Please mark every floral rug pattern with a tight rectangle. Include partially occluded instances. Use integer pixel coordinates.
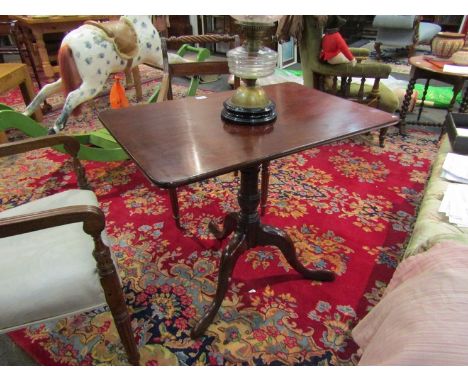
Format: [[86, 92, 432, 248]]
[[0, 67, 439, 365]]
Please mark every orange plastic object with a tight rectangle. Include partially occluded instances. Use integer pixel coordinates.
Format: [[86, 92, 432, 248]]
[[110, 74, 129, 109]]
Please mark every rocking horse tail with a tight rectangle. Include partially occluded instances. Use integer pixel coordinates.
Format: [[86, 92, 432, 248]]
[[58, 44, 82, 116]]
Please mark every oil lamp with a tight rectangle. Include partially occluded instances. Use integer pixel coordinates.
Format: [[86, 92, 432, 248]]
[[221, 15, 281, 125]]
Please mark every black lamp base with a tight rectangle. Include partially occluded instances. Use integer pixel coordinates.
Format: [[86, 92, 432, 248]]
[[221, 99, 277, 125]]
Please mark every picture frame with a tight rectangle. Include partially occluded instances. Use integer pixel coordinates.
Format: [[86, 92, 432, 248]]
[[277, 37, 297, 69]]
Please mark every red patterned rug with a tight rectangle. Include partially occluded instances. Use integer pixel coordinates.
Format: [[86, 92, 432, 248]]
[[0, 66, 439, 365]]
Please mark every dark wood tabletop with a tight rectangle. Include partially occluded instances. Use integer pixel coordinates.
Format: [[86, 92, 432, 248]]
[[99, 82, 399, 188]]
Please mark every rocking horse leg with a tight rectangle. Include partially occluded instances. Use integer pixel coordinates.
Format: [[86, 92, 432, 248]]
[[51, 81, 106, 134], [131, 66, 143, 102], [23, 79, 62, 118]]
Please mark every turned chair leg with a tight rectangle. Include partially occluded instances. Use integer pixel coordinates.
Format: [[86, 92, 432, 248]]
[[89, 227, 140, 365], [374, 42, 382, 60]]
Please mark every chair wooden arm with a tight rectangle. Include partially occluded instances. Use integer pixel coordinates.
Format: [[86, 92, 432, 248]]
[[0, 134, 80, 157], [0, 205, 105, 239], [0, 135, 90, 190]]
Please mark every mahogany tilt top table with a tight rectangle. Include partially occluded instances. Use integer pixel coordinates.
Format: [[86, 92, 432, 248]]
[[99, 82, 399, 337]]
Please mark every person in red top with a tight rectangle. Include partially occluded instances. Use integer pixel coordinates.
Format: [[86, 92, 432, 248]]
[[320, 16, 357, 66]]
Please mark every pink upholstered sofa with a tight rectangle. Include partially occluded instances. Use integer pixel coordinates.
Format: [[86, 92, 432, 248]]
[[352, 136, 468, 365]]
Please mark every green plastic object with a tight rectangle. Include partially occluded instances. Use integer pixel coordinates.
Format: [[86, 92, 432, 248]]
[[177, 44, 210, 97], [284, 69, 304, 77], [148, 43, 211, 102], [0, 103, 129, 162], [414, 84, 463, 109]]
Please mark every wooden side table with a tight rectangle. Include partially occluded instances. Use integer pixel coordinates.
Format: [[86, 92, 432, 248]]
[[399, 55, 468, 136], [0, 63, 42, 143], [12, 16, 116, 83]]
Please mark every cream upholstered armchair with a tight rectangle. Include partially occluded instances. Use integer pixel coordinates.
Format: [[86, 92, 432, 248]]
[[372, 15, 441, 60], [0, 135, 140, 365]]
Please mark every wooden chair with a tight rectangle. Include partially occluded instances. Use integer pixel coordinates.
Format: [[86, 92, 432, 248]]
[[153, 34, 273, 226], [373, 16, 441, 60], [0, 17, 53, 114], [0, 135, 140, 365], [0, 18, 42, 90], [290, 16, 400, 147]]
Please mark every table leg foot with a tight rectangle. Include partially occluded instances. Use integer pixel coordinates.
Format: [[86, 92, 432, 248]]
[[191, 233, 247, 338], [208, 212, 239, 240], [257, 224, 335, 282]]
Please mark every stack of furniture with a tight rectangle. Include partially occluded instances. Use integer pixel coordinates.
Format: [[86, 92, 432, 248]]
[[0, 17, 42, 88]]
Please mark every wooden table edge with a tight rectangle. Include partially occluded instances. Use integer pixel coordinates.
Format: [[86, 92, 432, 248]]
[[101, 119, 399, 190]]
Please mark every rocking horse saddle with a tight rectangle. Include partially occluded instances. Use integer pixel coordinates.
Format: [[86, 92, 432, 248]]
[[84, 18, 139, 59]]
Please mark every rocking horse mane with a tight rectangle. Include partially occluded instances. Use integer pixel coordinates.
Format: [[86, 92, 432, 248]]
[[58, 44, 83, 115]]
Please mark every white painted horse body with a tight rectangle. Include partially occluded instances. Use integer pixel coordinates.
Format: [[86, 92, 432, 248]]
[[24, 15, 184, 133]]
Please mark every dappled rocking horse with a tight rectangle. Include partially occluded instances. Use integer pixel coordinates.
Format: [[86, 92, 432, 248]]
[[23, 15, 186, 134]]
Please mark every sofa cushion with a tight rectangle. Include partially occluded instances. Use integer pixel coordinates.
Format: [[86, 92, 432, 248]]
[[0, 190, 107, 333], [352, 241, 468, 365]]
